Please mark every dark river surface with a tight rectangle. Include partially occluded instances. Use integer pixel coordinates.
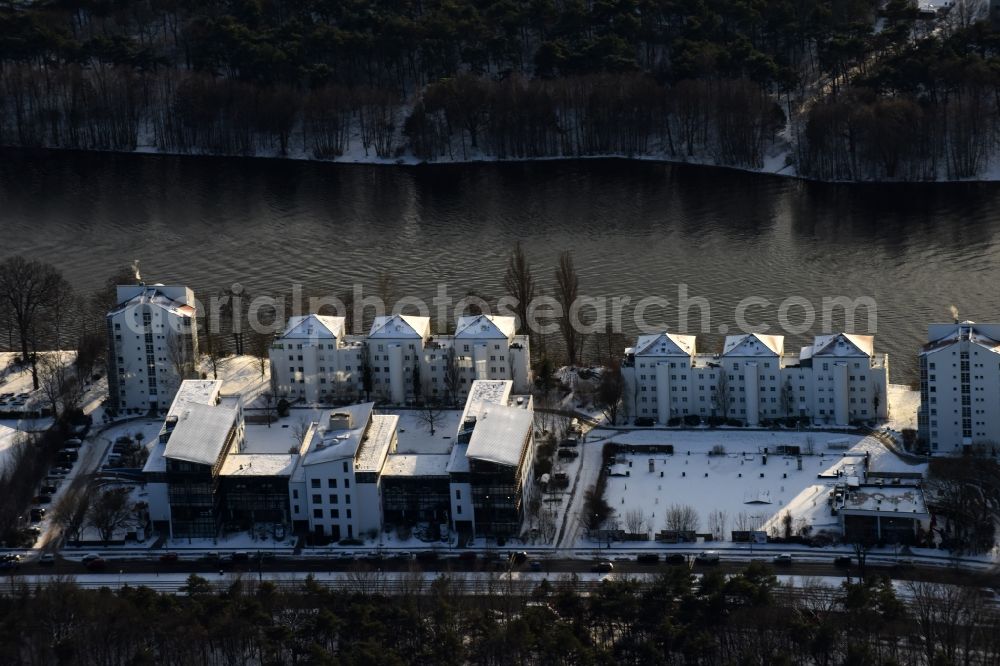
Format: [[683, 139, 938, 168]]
[[2, 149, 1000, 383]]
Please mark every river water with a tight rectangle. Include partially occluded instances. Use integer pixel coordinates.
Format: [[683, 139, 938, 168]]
[[2, 149, 1000, 382]]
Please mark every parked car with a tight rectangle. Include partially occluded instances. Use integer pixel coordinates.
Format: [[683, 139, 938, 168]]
[[695, 551, 720, 564], [634, 417, 656, 427], [49, 467, 70, 477], [416, 551, 439, 562], [892, 558, 915, 571], [159, 552, 179, 563], [85, 557, 107, 571], [636, 553, 660, 564], [591, 561, 614, 573], [32, 495, 52, 505], [29, 508, 46, 522], [58, 450, 78, 463], [529, 560, 543, 572], [772, 553, 793, 565], [81, 553, 102, 564], [230, 551, 250, 562], [664, 553, 687, 566], [458, 551, 479, 562], [0, 554, 21, 571], [39, 553, 55, 566], [63, 438, 83, 449], [833, 556, 853, 568]]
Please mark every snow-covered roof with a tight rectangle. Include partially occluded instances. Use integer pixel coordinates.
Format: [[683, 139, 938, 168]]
[[279, 314, 345, 340], [723, 333, 783, 357], [368, 314, 429, 339], [166, 379, 223, 415], [108, 285, 195, 318], [163, 402, 238, 466], [447, 442, 471, 474], [355, 414, 398, 473], [841, 487, 928, 517], [922, 322, 1000, 355], [459, 380, 513, 429], [381, 453, 451, 477], [300, 403, 375, 466], [465, 404, 533, 468], [455, 314, 516, 340], [220, 453, 296, 477], [809, 333, 874, 358], [634, 332, 696, 356]]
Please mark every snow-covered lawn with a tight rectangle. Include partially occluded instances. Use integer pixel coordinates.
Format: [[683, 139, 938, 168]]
[[596, 430, 922, 546], [886, 384, 919, 431], [392, 409, 463, 455], [198, 354, 270, 405]]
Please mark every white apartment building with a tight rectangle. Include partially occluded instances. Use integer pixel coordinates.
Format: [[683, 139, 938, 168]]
[[288, 403, 397, 541], [622, 331, 889, 426], [106, 284, 198, 414], [918, 321, 1000, 453], [269, 313, 531, 406]]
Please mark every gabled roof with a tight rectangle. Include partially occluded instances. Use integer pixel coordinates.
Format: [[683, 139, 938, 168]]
[[810, 333, 874, 358], [723, 333, 783, 357], [922, 322, 1000, 355], [108, 285, 195, 318], [455, 314, 516, 340], [465, 404, 533, 468], [369, 314, 430, 339], [634, 332, 696, 356], [163, 402, 238, 466], [279, 314, 345, 340]]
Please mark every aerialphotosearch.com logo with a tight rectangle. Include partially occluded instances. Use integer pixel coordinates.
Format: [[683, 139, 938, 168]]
[[175, 282, 877, 338]]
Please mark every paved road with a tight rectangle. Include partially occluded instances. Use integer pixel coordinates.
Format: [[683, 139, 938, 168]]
[[8, 554, 997, 590]]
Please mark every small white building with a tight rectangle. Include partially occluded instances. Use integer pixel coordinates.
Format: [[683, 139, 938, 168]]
[[269, 313, 531, 406], [918, 321, 1000, 452], [106, 284, 198, 414], [287, 403, 398, 541], [622, 331, 889, 426]]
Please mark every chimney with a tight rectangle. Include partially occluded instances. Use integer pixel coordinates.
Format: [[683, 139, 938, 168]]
[[329, 412, 353, 431]]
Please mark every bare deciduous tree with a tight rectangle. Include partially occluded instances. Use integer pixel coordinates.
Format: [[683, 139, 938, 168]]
[[87, 487, 135, 544], [503, 241, 535, 335], [664, 504, 699, 533], [417, 400, 446, 436], [595, 364, 624, 425], [554, 250, 580, 366], [0, 256, 73, 389], [624, 508, 646, 536], [37, 353, 82, 421]]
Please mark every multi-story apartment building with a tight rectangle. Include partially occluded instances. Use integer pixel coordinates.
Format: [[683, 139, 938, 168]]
[[622, 331, 889, 426], [269, 313, 531, 406], [106, 284, 198, 414], [918, 321, 1000, 453]]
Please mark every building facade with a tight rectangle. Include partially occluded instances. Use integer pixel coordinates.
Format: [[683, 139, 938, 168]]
[[106, 284, 198, 414], [622, 332, 889, 426], [269, 313, 531, 406], [918, 321, 1000, 453]]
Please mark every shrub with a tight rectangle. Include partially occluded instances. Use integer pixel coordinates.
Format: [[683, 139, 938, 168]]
[[277, 399, 290, 418], [667, 417, 681, 427], [683, 414, 701, 426]]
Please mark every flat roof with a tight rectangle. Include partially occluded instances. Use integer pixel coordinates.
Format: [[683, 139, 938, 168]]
[[163, 402, 238, 466], [842, 486, 928, 516], [466, 404, 532, 467], [355, 414, 398, 473], [381, 454, 451, 478], [220, 453, 296, 477]]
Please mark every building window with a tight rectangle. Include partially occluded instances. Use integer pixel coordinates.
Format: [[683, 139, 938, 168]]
[[328, 479, 337, 488], [312, 494, 322, 504], [311, 479, 320, 489], [312, 509, 322, 518]]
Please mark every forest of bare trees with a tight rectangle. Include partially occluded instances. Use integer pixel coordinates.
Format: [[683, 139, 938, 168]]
[[3, 0, 999, 179]]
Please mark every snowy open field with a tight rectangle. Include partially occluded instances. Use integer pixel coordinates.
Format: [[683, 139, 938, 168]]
[[599, 430, 921, 544]]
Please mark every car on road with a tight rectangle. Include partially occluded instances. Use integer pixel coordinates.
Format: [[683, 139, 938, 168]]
[[85, 557, 107, 571], [636, 553, 659, 564], [416, 551, 439, 562], [39, 553, 55, 566], [63, 438, 83, 448], [509, 551, 528, 565], [81, 553, 102, 564], [664, 553, 687, 566], [892, 558, 915, 571], [0, 554, 21, 571], [458, 551, 478, 562], [159, 552, 179, 563], [230, 552, 250, 562], [772, 553, 793, 565], [529, 560, 543, 572], [591, 561, 614, 573], [695, 551, 720, 564], [833, 556, 853, 568]]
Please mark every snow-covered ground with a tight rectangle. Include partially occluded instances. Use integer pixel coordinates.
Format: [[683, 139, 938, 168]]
[[393, 409, 463, 454], [886, 384, 919, 431], [593, 430, 923, 547], [198, 354, 270, 405]]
